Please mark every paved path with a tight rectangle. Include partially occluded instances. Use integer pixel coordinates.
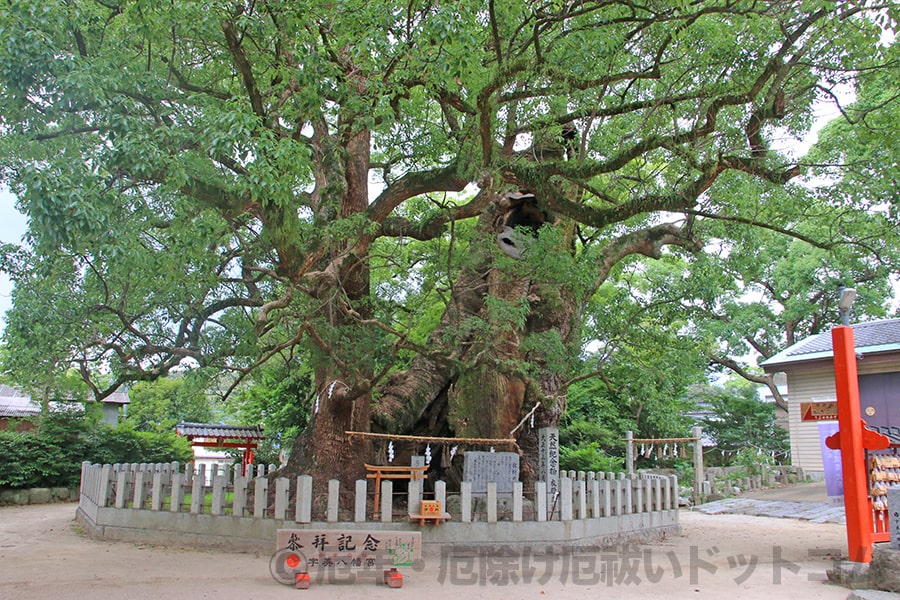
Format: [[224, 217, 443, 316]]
[[695, 482, 847, 525], [695, 497, 846, 524]]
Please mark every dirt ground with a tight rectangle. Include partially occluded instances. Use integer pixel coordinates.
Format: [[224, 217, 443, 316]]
[[0, 501, 855, 600]]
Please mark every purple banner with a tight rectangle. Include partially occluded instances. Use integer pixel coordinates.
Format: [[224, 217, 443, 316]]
[[818, 421, 843, 501]]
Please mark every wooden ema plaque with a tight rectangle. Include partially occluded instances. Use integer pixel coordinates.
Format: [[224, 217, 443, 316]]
[[420, 500, 441, 515], [409, 500, 450, 526]]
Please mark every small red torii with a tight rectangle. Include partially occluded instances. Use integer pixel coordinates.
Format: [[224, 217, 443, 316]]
[[176, 422, 265, 476]]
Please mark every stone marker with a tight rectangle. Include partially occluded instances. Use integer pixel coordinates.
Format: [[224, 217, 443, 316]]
[[889, 487, 900, 551], [538, 427, 561, 501]]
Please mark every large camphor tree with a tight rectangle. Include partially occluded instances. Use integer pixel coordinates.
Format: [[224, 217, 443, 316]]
[[0, 1, 897, 485]]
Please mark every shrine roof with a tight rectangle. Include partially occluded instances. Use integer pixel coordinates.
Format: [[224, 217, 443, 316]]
[[175, 421, 265, 440], [761, 318, 900, 371]]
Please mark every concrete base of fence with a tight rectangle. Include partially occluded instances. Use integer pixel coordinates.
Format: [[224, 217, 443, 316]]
[[75, 505, 680, 555]]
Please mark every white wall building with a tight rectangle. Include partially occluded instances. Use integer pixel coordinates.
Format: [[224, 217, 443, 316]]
[[761, 319, 900, 478]]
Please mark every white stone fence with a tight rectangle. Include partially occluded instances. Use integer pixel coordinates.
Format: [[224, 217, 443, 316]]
[[77, 461, 680, 552]]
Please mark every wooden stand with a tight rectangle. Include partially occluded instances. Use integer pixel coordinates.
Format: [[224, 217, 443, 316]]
[[293, 569, 404, 589], [408, 512, 451, 526], [294, 573, 310, 589]]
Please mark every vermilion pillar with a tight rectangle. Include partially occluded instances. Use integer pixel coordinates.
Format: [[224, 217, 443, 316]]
[[832, 325, 874, 563], [242, 448, 255, 476]]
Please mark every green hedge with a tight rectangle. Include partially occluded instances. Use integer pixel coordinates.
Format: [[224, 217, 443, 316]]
[[0, 433, 81, 489], [0, 412, 193, 489]]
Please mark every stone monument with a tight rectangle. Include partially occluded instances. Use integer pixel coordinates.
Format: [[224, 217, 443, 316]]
[[462, 451, 519, 495]]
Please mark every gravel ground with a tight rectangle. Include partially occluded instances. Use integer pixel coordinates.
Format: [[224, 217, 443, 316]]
[[0, 500, 854, 599]]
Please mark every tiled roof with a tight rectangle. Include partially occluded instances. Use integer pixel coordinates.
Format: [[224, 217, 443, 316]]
[[176, 422, 265, 440], [102, 390, 130, 405], [0, 398, 39, 418], [761, 318, 900, 370], [786, 318, 900, 356], [0, 396, 83, 418], [0, 384, 128, 406]]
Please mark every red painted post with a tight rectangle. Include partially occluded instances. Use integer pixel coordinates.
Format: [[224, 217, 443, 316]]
[[242, 447, 255, 476], [295, 572, 311, 589], [832, 325, 874, 563]]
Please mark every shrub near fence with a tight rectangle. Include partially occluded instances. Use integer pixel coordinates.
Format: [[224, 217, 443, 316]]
[[0, 417, 192, 490], [77, 462, 680, 553]]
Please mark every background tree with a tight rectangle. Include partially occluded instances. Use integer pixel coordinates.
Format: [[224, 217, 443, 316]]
[[691, 379, 790, 463], [0, 246, 96, 409], [613, 211, 900, 412], [809, 39, 900, 207], [0, 1, 896, 485], [126, 375, 215, 433], [222, 355, 313, 464], [693, 39, 900, 403], [0, 408, 193, 489]]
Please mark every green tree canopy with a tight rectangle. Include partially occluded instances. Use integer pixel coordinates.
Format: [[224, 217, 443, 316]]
[[692, 380, 790, 459], [126, 374, 214, 433], [222, 354, 312, 461]]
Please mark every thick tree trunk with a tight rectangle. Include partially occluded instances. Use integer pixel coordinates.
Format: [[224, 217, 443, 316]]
[[280, 121, 375, 489], [372, 197, 580, 486], [447, 252, 531, 443], [515, 276, 578, 486], [372, 259, 489, 433], [289, 379, 372, 481], [283, 183, 583, 490]]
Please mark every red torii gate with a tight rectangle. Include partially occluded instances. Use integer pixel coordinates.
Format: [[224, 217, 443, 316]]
[[176, 422, 265, 476]]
